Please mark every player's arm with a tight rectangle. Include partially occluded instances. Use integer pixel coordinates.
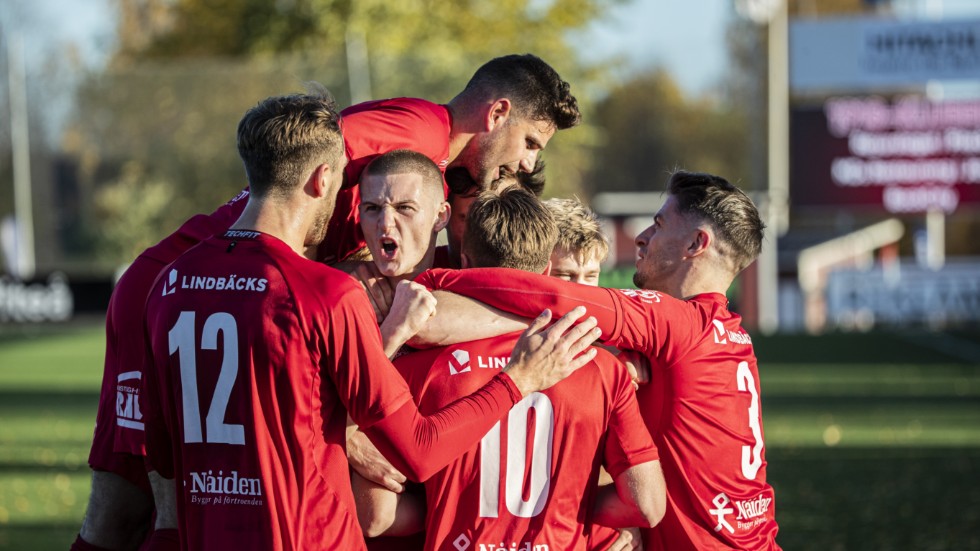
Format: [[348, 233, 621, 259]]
[[349, 307, 600, 482], [408, 291, 528, 348], [593, 461, 666, 529], [414, 267, 624, 344], [347, 415, 407, 493], [351, 473, 425, 538], [593, 362, 666, 529], [416, 267, 695, 358]]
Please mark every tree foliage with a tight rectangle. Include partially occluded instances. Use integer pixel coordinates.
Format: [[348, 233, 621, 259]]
[[63, 0, 626, 263], [584, 68, 750, 195]]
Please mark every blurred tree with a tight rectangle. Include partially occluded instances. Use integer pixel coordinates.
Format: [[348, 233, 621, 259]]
[[583, 68, 749, 194], [64, 0, 623, 263]]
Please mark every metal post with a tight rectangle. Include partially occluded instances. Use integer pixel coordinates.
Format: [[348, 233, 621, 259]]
[[758, 0, 789, 334], [8, 32, 35, 280]]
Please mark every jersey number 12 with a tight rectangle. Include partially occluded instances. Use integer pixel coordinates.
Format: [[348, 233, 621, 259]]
[[169, 311, 245, 445]]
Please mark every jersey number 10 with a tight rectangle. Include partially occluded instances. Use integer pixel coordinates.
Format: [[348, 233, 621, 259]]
[[479, 392, 555, 519], [169, 311, 246, 446]]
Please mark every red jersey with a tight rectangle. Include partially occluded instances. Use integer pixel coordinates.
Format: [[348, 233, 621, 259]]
[[394, 333, 659, 551], [416, 268, 781, 551], [88, 190, 248, 490], [322, 98, 452, 263], [91, 98, 450, 480], [142, 232, 523, 551]]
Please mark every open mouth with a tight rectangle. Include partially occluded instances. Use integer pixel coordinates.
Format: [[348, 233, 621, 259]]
[[380, 237, 398, 258]]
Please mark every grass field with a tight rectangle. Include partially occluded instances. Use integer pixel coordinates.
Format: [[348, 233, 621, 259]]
[[1, 323, 978, 550]]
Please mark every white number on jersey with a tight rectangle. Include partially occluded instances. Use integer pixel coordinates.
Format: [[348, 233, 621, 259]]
[[169, 311, 245, 445], [736, 361, 763, 479], [479, 392, 555, 518]]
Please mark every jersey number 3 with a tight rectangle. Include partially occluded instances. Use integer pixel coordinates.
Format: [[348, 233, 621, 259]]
[[737, 361, 763, 480], [479, 392, 555, 518], [169, 311, 245, 445]]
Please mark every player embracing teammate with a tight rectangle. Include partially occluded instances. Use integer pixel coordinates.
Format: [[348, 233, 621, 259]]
[[72, 53, 781, 551]]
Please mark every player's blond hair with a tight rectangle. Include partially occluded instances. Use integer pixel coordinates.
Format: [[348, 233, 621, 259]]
[[544, 197, 609, 264], [464, 188, 558, 273]]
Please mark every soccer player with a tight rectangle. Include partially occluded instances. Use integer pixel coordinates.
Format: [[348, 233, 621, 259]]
[[443, 157, 546, 270], [322, 53, 580, 263], [544, 197, 608, 286], [357, 187, 666, 550], [414, 171, 782, 550], [139, 91, 599, 551], [76, 52, 580, 550]]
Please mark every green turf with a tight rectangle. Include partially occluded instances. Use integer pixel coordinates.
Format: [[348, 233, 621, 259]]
[[0, 324, 978, 549], [0, 326, 103, 550]]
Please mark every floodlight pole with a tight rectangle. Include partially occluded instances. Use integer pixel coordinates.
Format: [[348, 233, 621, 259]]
[[8, 31, 35, 280], [758, 0, 789, 335]]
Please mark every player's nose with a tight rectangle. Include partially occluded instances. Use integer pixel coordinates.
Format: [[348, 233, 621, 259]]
[[519, 151, 537, 173]]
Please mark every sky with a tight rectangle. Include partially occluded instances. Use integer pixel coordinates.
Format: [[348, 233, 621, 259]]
[[6, 0, 736, 96], [4, 0, 980, 132]]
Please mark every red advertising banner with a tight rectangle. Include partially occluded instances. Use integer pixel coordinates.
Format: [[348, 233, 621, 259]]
[[791, 96, 980, 213]]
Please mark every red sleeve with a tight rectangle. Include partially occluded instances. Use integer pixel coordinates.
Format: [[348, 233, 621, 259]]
[[416, 268, 624, 340], [324, 282, 523, 482], [601, 361, 659, 478], [363, 374, 523, 482], [140, 314, 174, 478], [417, 268, 702, 362]]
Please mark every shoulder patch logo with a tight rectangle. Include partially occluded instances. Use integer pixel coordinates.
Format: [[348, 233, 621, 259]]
[[162, 269, 178, 296], [712, 319, 728, 344], [449, 349, 471, 375]]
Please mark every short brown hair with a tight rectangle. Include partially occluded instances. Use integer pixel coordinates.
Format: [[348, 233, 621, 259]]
[[544, 197, 609, 264], [362, 149, 444, 201], [453, 54, 581, 130], [463, 188, 558, 272], [667, 170, 765, 272], [236, 87, 343, 199]]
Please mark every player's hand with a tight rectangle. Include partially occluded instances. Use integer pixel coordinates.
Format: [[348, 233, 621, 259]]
[[347, 429, 407, 493], [504, 307, 600, 396], [619, 350, 651, 392], [605, 527, 643, 551], [352, 262, 395, 323], [379, 281, 437, 355]]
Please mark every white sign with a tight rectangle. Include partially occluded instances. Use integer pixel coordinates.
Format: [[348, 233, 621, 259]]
[[790, 17, 980, 92]]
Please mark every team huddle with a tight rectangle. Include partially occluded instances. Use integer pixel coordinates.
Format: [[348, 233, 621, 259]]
[[73, 54, 781, 551]]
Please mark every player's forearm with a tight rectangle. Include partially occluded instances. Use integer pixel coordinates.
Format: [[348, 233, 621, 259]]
[[352, 474, 425, 538], [416, 268, 620, 339], [593, 461, 666, 529], [363, 374, 521, 482], [380, 320, 413, 358], [408, 292, 529, 348]]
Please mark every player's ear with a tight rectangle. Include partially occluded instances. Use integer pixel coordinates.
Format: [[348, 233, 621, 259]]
[[460, 252, 472, 269], [433, 201, 450, 233], [686, 227, 711, 258], [309, 162, 333, 199], [541, 259, 552, 277], [485, 99, 512, 131]]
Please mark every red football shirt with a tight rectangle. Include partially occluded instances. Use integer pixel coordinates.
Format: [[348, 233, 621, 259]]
[[142, 232, 522, 551], [91, 98, 451, 482], [88, 190, 248, 490], [416, 268, 781, 551], [322, 98, 452, 263], [394, 333, 659, 551]]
